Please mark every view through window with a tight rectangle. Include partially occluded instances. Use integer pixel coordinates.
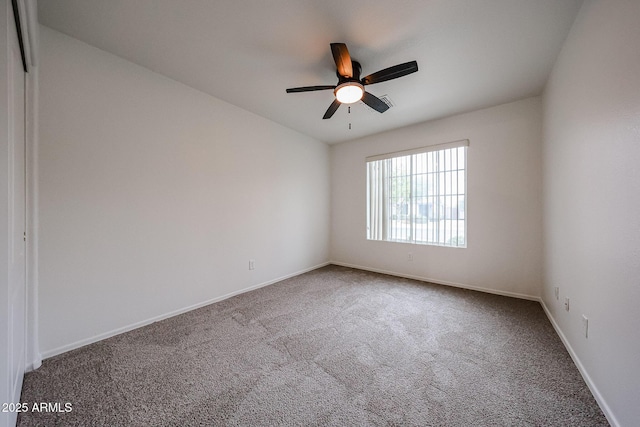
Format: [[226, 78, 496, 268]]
[[366, 140, 467, 247]]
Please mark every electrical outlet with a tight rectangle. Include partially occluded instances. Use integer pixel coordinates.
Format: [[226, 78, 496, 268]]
[[408, 253, 413, 261], [554, 287, 559, 300], [564, 297, 570, 311], [249, 259, 255, 270], [582, 315, 589, 338]]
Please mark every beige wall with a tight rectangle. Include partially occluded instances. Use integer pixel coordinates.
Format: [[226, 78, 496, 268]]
[[330, 97, 543, 299], [38, 26, 330, 356], [542, 1, 640, 425]]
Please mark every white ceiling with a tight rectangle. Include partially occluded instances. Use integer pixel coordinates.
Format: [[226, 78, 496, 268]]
[[37, 0, 583, 144]]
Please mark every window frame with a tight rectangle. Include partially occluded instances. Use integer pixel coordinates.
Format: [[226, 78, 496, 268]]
[[366, 139, 469, 248]]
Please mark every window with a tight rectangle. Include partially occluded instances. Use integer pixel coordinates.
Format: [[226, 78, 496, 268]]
[[366, 140, 468, 247]]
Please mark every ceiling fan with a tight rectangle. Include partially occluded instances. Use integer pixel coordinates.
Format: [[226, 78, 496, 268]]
[[286, 43, 418, 119]]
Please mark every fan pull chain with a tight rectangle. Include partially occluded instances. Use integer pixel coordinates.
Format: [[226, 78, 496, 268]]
[[349, 123, 352, 130]]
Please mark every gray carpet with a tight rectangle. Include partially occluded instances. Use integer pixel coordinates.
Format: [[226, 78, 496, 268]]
[[19, 265, 608, 426]]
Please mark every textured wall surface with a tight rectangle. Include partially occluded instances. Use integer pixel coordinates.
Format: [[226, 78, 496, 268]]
[[38, 26, 330, 356], [542, 1, 640, 425]]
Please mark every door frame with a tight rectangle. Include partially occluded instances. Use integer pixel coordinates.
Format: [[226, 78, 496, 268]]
[[13, 0, 40, 372], [1, 1, 37, 425], [3, 0, 39, 379], [18, 0, 40, 372]]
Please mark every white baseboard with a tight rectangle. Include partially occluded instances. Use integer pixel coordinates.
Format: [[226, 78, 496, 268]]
[[539, 299, 619, 427], [36, 260, 618, 426], [40, 262, 330, 360], [329, 261, 539, 301], [25, 357, 42, 373]]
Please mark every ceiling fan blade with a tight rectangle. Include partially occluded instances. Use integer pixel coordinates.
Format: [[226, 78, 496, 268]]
[[361, 61, 418, 85], [361, 91, 389, 113], [286, 85, 336, 93], [330, 43, 353, 78], [322, 99, 341, 119]]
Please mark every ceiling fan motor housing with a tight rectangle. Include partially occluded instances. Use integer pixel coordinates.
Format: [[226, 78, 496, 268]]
[[334, 61, 364, 104], [337, 60, 362, 81]]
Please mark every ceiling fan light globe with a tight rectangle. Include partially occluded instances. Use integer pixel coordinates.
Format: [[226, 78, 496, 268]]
[[335, 82, 364, 104]]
